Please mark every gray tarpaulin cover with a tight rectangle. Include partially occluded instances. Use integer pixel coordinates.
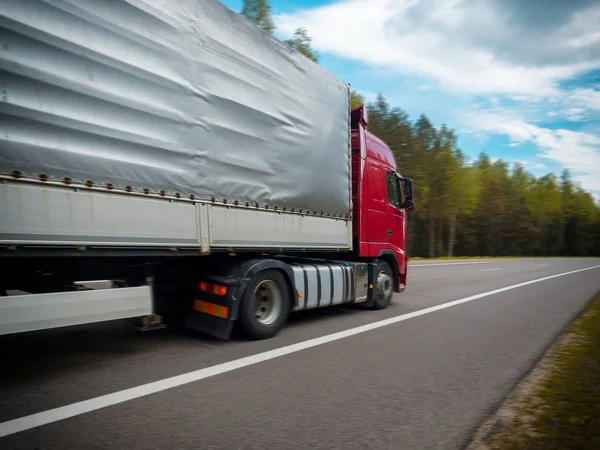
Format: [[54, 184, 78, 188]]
[[0, 0, 351, 216]]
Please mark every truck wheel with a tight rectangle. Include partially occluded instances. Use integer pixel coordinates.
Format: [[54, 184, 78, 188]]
[[372, 261, 394, 310], [239, 270, 291, 340]]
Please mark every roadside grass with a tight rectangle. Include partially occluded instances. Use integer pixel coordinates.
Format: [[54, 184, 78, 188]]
[[472, 291, 600, 450], [409, 256, 519, 261], [409, 256, 598, 261]]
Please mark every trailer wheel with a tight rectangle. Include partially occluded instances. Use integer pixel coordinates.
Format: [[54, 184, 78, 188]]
[[372, 261, 394, 310], [239, 270, 291, 340]]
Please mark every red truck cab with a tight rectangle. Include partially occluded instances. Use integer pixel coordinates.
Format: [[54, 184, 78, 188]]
[[351, 105, 413, 294]]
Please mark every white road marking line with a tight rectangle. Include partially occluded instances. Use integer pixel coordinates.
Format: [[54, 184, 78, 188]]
[[537, 264, 548, 266], [410, 261, 492, 267], [481, 268, 502, 272], [1, 264, 599, 438]]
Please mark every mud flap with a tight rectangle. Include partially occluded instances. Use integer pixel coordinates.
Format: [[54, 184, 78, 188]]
[[361, 260, 380, 308], [184, 275, 242, 340], [185, 310, 235, 340]]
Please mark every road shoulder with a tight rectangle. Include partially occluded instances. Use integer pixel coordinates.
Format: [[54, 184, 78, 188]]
[[466, 290, 600, 450]]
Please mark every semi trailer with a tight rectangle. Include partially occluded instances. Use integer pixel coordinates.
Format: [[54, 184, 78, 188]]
[[0, 0, 413, 340]]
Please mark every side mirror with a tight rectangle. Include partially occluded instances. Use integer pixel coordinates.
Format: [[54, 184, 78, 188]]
[[403, 178, 413, 201], [402, 178, 414, 211]]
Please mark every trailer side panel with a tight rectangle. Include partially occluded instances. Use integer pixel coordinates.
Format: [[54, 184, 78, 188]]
[[0, 0, 351, 218]]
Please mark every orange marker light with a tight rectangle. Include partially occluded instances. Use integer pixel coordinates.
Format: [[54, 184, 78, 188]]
[[198, 281, 227, 296]]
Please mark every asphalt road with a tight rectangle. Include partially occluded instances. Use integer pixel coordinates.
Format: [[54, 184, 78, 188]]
[[1, 258, 599, 450]]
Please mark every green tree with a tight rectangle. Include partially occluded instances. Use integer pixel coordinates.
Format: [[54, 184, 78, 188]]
[[530, 174, 562, 255], [448, 163, 479, 256], [506, 164, 537, 255], [413, 115, 438, 257], [446, 150, 478, 257], [350, 91, 365, 109], [285, 28, 319, 63], [560, 169, 575, 254], [241, 0, 275, 34]]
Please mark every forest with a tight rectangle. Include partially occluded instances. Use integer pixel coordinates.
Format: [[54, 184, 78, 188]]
[[354, 93, 600, 258], [241, 0, 600, 258]]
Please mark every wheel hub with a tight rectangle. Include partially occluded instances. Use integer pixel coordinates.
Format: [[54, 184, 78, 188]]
[[376, 271, 393, 299], [253, 280, 282, 325]]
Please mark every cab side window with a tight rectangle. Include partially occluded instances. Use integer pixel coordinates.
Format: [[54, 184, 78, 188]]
[[387, 173, 402, 209]]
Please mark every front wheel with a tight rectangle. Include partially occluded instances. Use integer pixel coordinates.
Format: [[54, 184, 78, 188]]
[[371, 261, 394, 310], [238, 270, 291, 340]]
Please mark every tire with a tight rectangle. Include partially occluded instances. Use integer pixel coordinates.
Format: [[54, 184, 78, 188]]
[[238, 270, 291, 340], [371, 261, 394, 310]]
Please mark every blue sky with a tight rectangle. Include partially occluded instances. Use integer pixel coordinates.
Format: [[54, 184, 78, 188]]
[[222, 0, 600, 201]]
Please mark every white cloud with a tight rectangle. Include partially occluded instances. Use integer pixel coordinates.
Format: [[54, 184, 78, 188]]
[[273, 0, 600, 196], [462, 111, 600, 191], [555, 88, 600, 122], [566, 88, 600, 111], [275, 0, 600, 97], [576, 173, 600, 193]]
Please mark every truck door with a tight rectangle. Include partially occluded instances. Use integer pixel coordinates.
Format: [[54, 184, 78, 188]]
[[365, 163, 389, 251], [385, 172, 406, 254]]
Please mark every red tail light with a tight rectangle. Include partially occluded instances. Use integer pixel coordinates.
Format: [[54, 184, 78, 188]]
[[198, 281, 227, 296]]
